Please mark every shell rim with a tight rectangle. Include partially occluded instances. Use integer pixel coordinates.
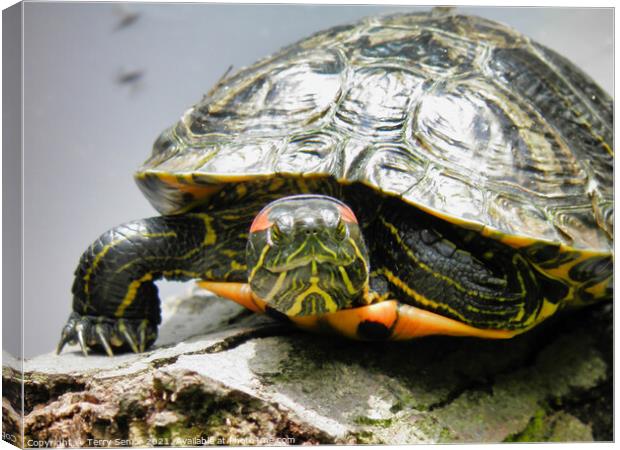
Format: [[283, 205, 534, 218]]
[[135, 168, 612, 256]]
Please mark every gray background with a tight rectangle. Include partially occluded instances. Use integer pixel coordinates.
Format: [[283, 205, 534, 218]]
[[21, 4, 613, 357]]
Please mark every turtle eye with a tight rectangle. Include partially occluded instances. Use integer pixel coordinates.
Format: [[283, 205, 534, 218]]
[[335, 218, 347, 241], [270, 222, 283, 244]]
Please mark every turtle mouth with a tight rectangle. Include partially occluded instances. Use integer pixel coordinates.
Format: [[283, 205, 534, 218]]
[[265, 237, 358, 273], [267, 253, 357, 273]]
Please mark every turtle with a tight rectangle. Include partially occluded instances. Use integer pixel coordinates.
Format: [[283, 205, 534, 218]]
[[57, 10, 613, 357]]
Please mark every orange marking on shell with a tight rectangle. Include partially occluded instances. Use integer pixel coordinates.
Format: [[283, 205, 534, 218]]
[[391, 303, 518, 340], [197, 281, 265, 313], [290, 301, 398, 339], [327, 301, 397, 339], [337, 204, 358, 224], [250, 208, 274, 233], [292, 300, 519, 340], [156, 174, 222, 199]]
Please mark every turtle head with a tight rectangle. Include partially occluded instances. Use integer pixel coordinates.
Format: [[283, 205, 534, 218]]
[[247, 195, 370, 316]]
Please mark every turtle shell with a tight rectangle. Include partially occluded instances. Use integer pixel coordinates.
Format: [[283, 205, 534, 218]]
[[136, 12, 613, 253]]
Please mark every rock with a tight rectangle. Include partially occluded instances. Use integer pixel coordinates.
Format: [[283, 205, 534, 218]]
[[2, 287, 612, 446]]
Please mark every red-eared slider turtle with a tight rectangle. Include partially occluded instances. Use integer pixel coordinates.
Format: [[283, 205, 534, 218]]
[[58, 10, 613, 356]]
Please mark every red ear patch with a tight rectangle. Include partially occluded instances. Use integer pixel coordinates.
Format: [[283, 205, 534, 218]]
[[337, 204, 358, 224], [250, 207, 273, 233]]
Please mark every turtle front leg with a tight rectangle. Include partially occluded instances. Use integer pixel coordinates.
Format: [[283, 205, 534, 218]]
[[57, 211, 251, 356]]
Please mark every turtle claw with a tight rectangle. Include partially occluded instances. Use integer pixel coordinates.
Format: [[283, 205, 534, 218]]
[[56, 328, 74, 355], [118, 319, 140, 353], [56, 312, 80, 355], [137, 320, 150, 353], [76, 322, 90, 357], [95, 323, 114, 357], [57, 312, 158, 356], [56, 338, 67, 356]]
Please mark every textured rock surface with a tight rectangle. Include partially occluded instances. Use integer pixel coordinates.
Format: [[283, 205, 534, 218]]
[[2, 287, 613, 447]]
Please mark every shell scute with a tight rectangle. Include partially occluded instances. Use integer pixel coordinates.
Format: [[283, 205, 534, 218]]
[[402, 167, 486, 224], [488, 194, 559, 243], [357, 26, 479, 74], [276, 130, 344, 176], [187, 48, 345, 138], [346, 143, 428, 196], [334, 66, 424, 140]]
